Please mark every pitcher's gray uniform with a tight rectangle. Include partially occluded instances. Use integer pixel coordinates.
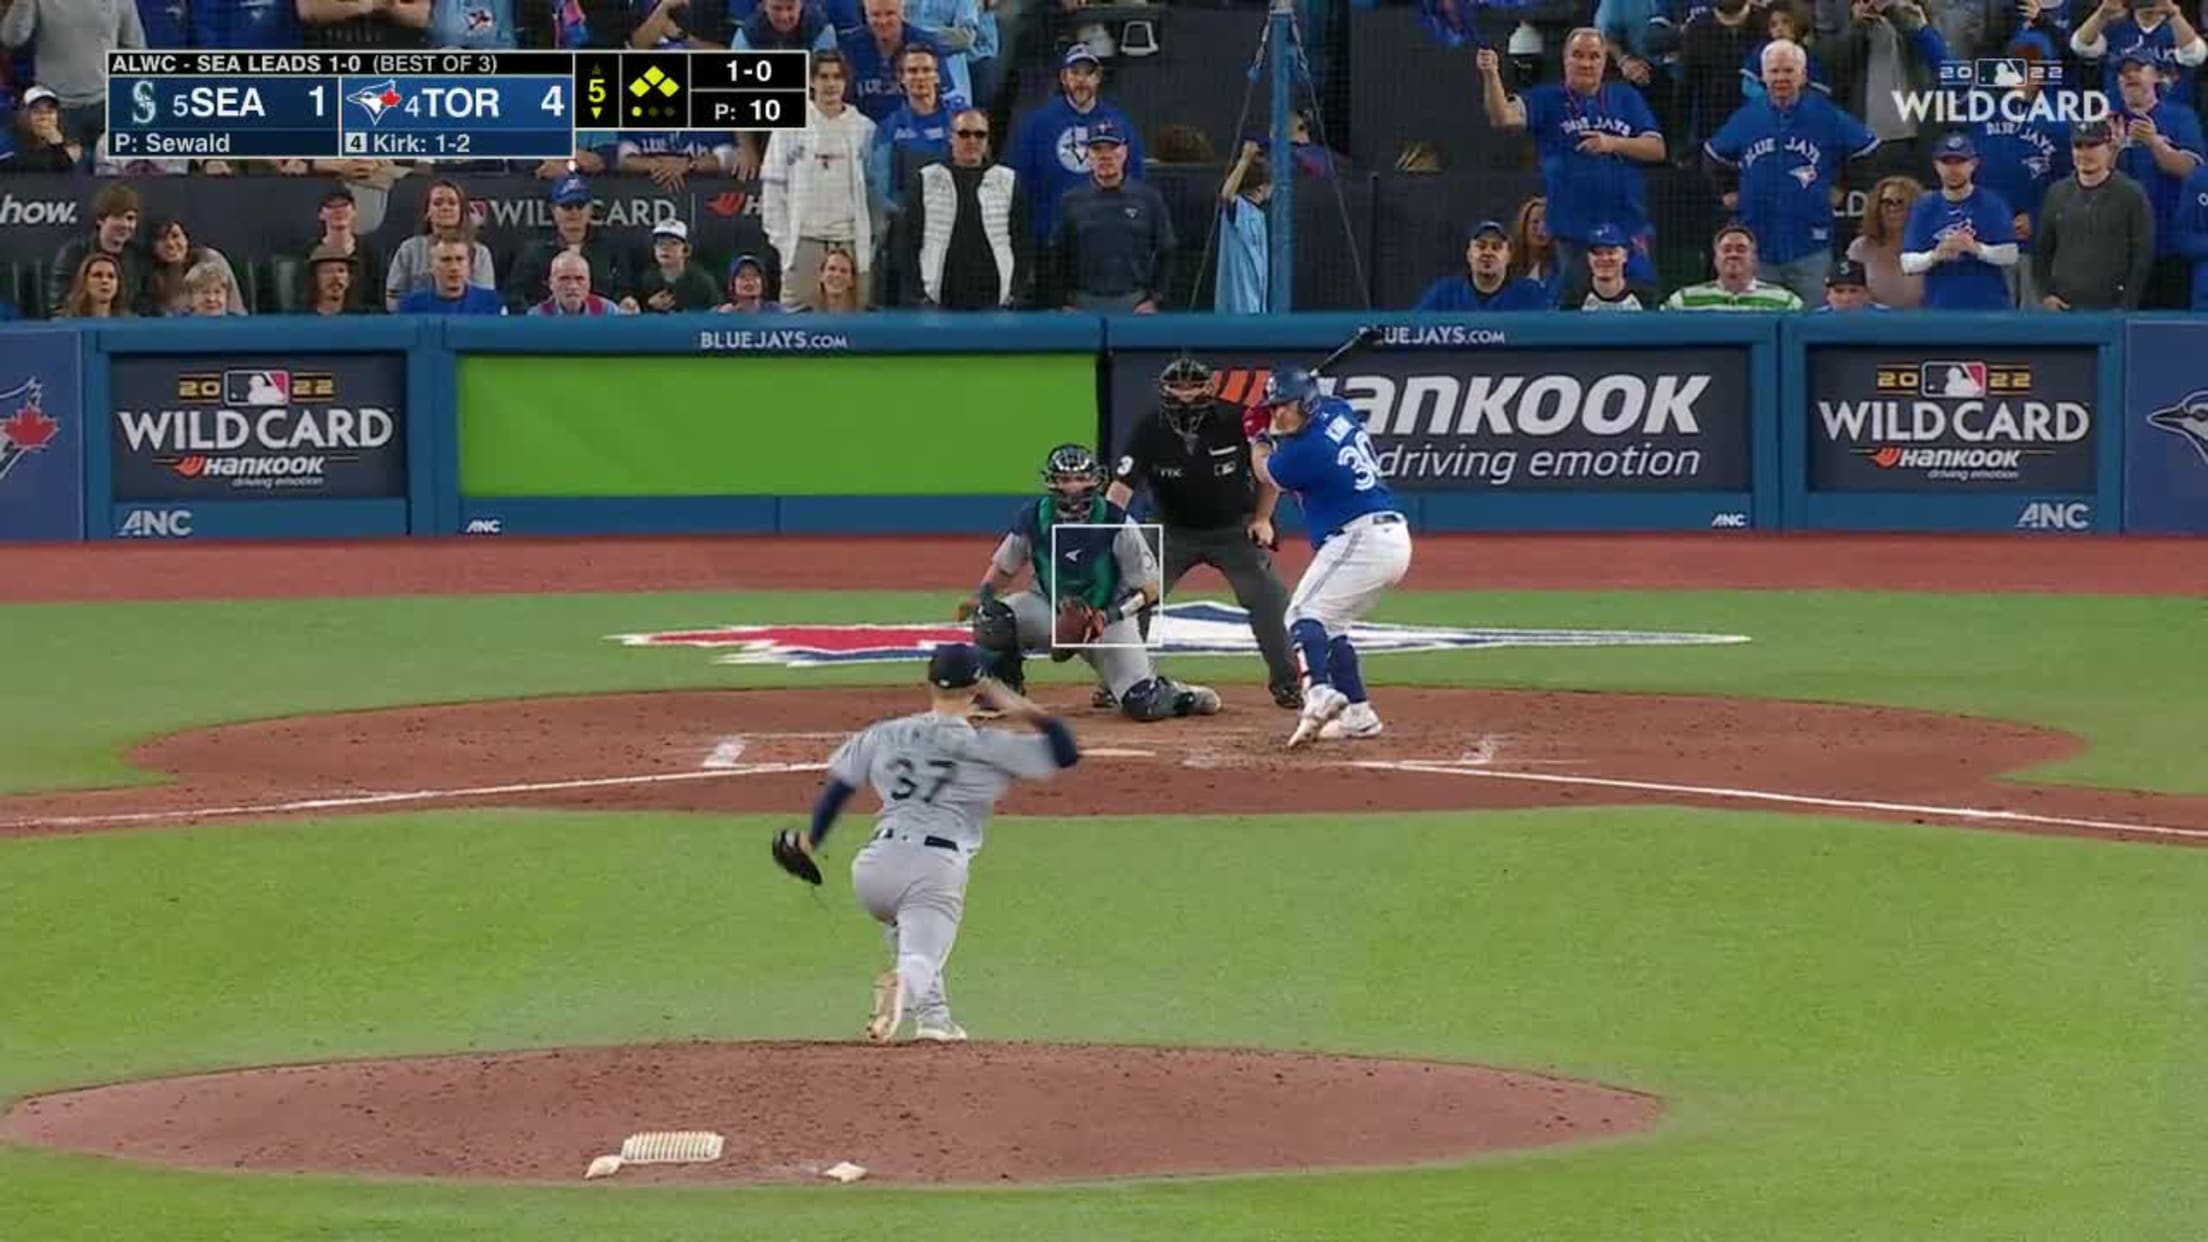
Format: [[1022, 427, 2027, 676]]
[[830, 676, 1075, 1040]]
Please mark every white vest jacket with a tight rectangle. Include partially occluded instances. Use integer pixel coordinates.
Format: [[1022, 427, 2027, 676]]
[[915, 163, 1019, 307]]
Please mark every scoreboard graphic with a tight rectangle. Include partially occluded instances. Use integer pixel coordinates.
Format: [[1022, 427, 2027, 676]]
[[106, 50, 806, 162]]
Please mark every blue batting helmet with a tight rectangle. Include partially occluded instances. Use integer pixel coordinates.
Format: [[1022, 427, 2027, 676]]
[[1261, 366, 1321, 409]]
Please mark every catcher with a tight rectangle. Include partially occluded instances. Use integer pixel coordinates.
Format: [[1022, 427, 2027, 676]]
[[955, 443, 1223, 722], [771, 643, 1080, 1043]]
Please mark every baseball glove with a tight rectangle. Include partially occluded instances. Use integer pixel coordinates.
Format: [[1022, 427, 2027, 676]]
[[1241, 403, 1272, 442], [770, 828, 822, 886], [1052, 597, 1106, 661]]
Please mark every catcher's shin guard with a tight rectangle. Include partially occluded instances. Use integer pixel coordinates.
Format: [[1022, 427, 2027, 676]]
[[1119, 676, 1219, 721], [969, 598, 1026, 693]]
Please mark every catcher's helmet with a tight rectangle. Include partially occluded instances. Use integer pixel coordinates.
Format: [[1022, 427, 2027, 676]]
[[1261, 366, 1322, 410], [1042, 443, 1105, 522], [1158, 355, 1214, 410]]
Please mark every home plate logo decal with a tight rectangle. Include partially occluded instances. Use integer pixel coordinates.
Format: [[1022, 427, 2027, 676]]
[[612, 603, 1749, 667]]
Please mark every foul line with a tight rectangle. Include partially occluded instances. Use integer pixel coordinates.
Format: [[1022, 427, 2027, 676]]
[[1342, 760, 2208, 842], [0, 764, 832, 832]]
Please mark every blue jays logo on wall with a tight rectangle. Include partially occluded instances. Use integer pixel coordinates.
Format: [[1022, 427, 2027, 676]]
[[2148, 388, 2208, 466], [0, 378, 59, 486], [612, 602, 1749, 667]]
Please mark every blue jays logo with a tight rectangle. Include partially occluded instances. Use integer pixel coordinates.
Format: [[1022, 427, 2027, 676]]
[[464, 6, 495, 33], [2147, 388, 2208, 467], [0, 378, 58, 487], [1053, 126, 1093, 175], [613, 602, 1749, 667], [347, 80, 404, 125]]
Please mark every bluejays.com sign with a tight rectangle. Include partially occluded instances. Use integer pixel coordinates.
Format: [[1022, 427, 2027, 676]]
[[108, 354, 408, 500], [1106, 347, 1753, 492], [1807, 347, 2097, 492]]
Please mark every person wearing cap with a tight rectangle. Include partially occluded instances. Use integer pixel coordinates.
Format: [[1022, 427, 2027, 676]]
[[1901, 133, 2019, 309], [395, 231, 507, 316], [1478, 31, 1667, 291], [783, 642, 1080, 1045], [2072, 0, 2205, 102], [2033, 118, 2156, 309], [631, 219, 721, 313], [306, 244, 365, 317], [840, 0, 957, 124], [2110, 52, 2205, 307], [0, 0, 146, 152], [298, 185, 386, 315], [765, 49, 880, 311], [1414, 220, 1552, 311], [1013, 43, 1146, 245], [1561, 222, 1663, 310], [504, 175, 634, 314], [3, 85, 82, 172], [1816, 257, 1888, 310], [1663, 222, 1806, 309], [47, 182, 147, 316], [1705, 39, 1880, 306], [898, 107, 1031, 309], [713, 254, 792, 313], [1971, 33, 2073, 310], [530, 249, 630, 317], [1049, 121, 1174, 313]]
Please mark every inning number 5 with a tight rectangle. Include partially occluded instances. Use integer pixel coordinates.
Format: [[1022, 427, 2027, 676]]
[[888, 758, 957, 803], [1336, 432, 1381, 492]]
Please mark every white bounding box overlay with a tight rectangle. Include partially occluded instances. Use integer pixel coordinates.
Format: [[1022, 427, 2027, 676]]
[[1048, 522, 1166, 650]]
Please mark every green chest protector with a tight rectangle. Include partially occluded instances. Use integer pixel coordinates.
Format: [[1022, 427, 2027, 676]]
[[1026, 497, 1121, 609]]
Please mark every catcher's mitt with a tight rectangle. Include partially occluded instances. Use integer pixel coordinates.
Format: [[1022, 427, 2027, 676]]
[[1052, 597, 1105, 660], [770, 828, 822, 886]]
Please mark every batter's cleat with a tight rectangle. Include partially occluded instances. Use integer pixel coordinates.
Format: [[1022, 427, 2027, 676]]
[[1271, 684, 1304, 711], [865, 971, 906, 1044], [913, 1021, 969, 1042], [1182, 684, 1223, 716], [1091, 685, 1118, 710], [1286, 684, 1349, 749], [1318, 701, 1383, 740]]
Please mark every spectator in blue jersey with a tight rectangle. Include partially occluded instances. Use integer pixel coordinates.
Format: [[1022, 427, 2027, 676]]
[[872, 43, 954, 213], [1973, 34, 2072, 308], [1706, 38, 1879, 306], [137, 0, 187, 47], [427, 0, 517, 48], [841, 0, 952, 122], [732, 0, 837, 49], [1413, 219, 1554, 311], [1, 0, 145, 152], [2112, 52, 2206, 305], [397, 233, 507, 315], [630, 0, 740, 47], [1215, 140, 1270, 314], [1478, 32, 1666, 290], [2174, 160, 2208, 307], [1901, 133, 2020, 308], [189, 0, 305, 49], [1816, 256, 1889, 308], [905, 0, 980, 123], [385, 179, 496, 309], [2072, 0, 2204, 101], [1011, 43, 1144, 244], [617, 128, 738, 191]]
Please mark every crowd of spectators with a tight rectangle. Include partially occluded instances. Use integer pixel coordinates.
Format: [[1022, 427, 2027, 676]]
[[3, 0, 2207, 318]]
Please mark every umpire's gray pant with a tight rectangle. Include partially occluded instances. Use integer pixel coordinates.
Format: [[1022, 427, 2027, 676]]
[[1146, 524, 1299, 692]]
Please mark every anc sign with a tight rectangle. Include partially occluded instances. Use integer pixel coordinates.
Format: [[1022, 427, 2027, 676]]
[[613, 601, 1751, 667]]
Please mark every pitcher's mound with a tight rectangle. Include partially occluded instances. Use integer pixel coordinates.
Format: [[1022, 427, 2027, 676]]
[[1, 1041, 1662, 1184]]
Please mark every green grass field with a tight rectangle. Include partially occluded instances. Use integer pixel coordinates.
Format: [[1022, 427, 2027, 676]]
[[3, 586, 2204, 1240]]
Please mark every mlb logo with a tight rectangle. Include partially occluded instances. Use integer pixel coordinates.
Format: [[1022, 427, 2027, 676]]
[[1975, 58, 2028, 89], [1919, 360, 1989, 399], [224, 369, 292, 407]]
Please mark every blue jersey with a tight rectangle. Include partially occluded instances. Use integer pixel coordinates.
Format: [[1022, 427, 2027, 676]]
[[139, 0, 188, 47], [1705, 93, 1878, 264], [2092, 17, 2198, 101], [1413, 274, 1552, 311], [1267, 399, 1399, 547], [1011, 95, 1146, 241], [1520, 81, 1660, 243], [2116, 99, 2207, 257], [2175, 164, 2208, 310], [397, 286, 506, 315], [1973, 116, 2069, 243], [617, 131, 731, 161], [429, 0, 517, 49], [839, 25, 956, 123], [1904, 185, 2017, 310], [193, 0, 302, 49], [871, 100, 953, 209]]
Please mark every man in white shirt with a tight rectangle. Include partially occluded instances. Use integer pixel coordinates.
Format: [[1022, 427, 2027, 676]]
[[762, 49, 880, 310]]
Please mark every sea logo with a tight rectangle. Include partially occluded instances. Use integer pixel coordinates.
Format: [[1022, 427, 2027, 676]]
[[2146, 388, 2208, 467], [612, 601, 1752, 667], [0, 378, 59, 486], [347, 79, 405, 125]]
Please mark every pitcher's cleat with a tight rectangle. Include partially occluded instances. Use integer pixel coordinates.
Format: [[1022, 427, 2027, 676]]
[[912, 1021, 969, 1042], [865, 971, 906, 1044]]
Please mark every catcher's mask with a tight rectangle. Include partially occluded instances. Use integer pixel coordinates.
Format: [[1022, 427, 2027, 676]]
[[1043, 443, 1105, 523], [1158, 355, 1214, 413]]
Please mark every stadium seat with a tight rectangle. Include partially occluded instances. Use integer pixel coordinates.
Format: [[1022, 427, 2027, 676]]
[[12, 261, 53, 320], [266, 256, 306, 314]]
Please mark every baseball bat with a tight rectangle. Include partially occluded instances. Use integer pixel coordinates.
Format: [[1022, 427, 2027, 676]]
[[1306, 324, 1385, 378]]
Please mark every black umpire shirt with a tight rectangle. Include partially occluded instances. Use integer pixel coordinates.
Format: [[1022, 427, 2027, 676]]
[[1112, 400, 1260, 529]]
